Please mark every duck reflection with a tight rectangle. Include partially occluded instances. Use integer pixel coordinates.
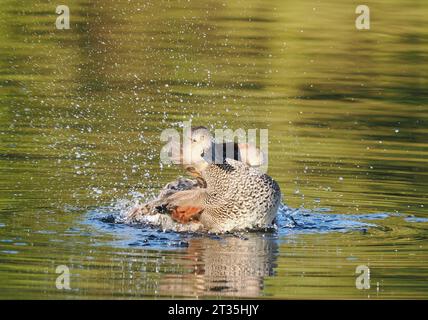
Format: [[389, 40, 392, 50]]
[[157, 233, 277, 297]]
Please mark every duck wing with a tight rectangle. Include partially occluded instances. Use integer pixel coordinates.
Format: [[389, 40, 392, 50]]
[[125, 177, 200, 223], [165, 188, 208, 208], [202, 142, 241, 164], [164, 189, 208, 223], [203, 142, 264, 168]]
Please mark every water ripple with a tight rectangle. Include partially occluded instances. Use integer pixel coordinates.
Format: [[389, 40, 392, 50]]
[[84, 202, 393, 250]]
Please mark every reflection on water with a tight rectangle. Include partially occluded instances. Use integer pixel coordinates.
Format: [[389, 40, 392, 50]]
[[84, 204, 382, 297], [1, 0, 428, 299], [75, 203, 417, 298], [157, 235, 277, 297]]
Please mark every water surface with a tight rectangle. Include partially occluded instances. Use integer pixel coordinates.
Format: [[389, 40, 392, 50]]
[[0, 0, 427, 299]]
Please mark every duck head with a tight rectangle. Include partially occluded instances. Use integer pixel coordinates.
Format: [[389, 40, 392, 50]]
[[177, 125, 265, 175], [181, 126, 213, 174]]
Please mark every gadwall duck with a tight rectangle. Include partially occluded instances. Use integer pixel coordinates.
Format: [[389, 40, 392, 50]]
[[126, 127, 280, 233]]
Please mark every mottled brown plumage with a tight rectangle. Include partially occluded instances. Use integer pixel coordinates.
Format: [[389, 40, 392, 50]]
[[127, 159, 280, 233]]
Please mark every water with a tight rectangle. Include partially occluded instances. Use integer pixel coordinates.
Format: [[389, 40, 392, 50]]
[[0, 0, 427, 299]]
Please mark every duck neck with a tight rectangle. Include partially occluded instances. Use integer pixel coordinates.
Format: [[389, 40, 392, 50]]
[[193, 159, 209, 173]]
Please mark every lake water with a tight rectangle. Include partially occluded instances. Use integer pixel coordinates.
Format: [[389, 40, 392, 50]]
[[0, 0, 427, 299]]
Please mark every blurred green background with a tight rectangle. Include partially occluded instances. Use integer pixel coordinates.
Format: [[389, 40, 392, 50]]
[[0, 0, 427, 299]]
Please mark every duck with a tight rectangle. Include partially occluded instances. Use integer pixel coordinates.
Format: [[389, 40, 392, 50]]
[[126, 127, 281, 233]]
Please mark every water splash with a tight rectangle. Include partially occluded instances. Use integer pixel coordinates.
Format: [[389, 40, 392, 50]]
[[84, 197, 393, 250]]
